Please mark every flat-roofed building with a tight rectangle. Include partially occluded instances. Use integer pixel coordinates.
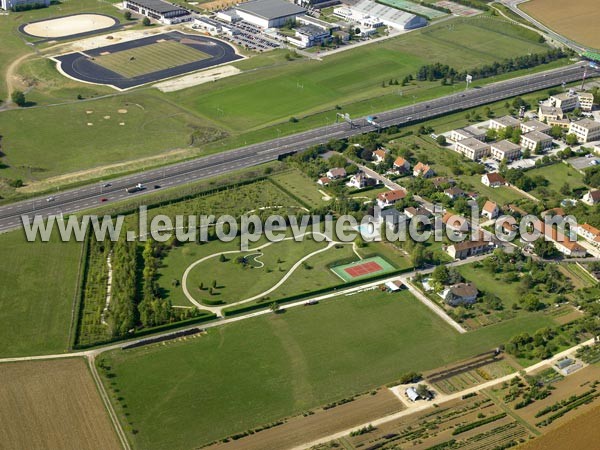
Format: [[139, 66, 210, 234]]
[[454, 137, 490, 160], [547, 117, 570, 129], [568, 119, 600, 143], [124, 0, 192, 23], [235, 0, 306, 28], [520, 130, 553, 152], [489, 115, 520, 131], [538, 105, 564, 122], [578, 92, 594, 112], [520, 119, 551, 135], [450, 126, 486, 142], [1, 0, 49, 10], [490, 139, 521, 161], [549, 91, 579, 112]]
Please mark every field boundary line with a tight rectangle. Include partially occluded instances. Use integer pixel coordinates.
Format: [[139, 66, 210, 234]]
[[87, 355, 132, 450]]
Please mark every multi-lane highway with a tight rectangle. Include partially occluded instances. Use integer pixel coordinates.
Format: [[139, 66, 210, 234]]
[[0, 62, 597, 232]]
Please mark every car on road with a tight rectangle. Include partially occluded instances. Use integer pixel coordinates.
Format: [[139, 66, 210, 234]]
[[46, 197, 55, 202], [103, 183, 111, 188], [100, 198, 108, 202], [154, 185, 161, 189]]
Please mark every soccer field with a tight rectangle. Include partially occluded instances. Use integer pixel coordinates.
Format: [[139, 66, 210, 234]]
[[93, 41, 210, 78]]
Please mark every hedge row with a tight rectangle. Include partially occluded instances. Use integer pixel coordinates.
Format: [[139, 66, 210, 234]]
[[73, 312, 217, 349]]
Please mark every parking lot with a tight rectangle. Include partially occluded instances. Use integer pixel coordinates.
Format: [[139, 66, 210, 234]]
[[225, 20, 282, 51]]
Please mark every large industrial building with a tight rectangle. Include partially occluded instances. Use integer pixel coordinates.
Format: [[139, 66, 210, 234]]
[[334, 0, 426, 30], [1, 0, 49, 10], [124, 0, 192, 24], [235, 0, 307, 28]]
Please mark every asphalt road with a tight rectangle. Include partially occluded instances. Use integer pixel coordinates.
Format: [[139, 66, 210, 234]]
[[0, 63, 596, 233]]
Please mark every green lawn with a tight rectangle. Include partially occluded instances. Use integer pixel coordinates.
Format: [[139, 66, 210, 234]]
[[0, 93, 220, 182], [0, 229, 82, 357], [0, 0, 119, 100], [464, 174, 528, 204], [269, 170, 326, 209], [168, 19, 550, 133], [527, 162, 587, 199], [0, 15, 561, 191], [93, 41, 210, 78], [185, 237, 327, 305], [458, 263, 522, 309], [99, 289, 555, 450]]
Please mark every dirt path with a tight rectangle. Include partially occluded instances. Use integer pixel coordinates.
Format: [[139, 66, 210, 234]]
[[3, 52, 34, 107]]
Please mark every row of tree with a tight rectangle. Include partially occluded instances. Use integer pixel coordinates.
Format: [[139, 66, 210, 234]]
[[416, 49, 567, 83]]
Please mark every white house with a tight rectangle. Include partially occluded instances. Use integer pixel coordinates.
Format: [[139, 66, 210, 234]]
[[481, 172, 506, 188], [482, 200, 500, 220], [582, 189, 600, 206], [376, 189, 406, 208]]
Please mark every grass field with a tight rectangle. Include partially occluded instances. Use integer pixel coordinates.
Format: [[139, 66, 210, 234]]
[[170, 18, 550, 133], [0, 15, 561, 191], [0, 358, 121, 450], [0, 229, 82, 357], [527, 162, 587, 199], [520, 0, 600, 50], [93, 41, 210, 78], [0, 92, 219, 183], [99, 290, 556, 450], [185, 237, 327, 305]]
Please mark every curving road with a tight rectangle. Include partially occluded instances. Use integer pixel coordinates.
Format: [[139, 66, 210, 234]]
[[0, 63, 597, 233]]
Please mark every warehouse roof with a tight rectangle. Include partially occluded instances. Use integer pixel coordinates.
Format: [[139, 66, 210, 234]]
[[128, 0, 187, 14], [236, 0, 306, 20]]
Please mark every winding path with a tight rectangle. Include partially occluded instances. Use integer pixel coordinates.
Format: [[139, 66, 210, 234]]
[[181, 232, 345, 316]]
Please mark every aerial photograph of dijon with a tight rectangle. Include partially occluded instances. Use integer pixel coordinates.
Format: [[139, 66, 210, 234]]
[[1, 0, 600, 448]]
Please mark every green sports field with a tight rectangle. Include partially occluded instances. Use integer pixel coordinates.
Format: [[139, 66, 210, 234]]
[[93, 41, 210, 78], [99, 289, 556, 450], [331, 256, 396, 282]]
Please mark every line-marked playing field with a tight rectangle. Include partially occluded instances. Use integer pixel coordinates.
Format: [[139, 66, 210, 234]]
[[331, 256, 395, 282], [92, 41, 209, 78]]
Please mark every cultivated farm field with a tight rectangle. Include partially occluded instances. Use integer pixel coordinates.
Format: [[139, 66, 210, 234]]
[[520, 0, 600, 50], [0, 358, 121, 450]]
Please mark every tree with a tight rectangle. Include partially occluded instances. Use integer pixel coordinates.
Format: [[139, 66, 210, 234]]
[[565, 133, 579, 146], [431, 265, 449, 286], [436, 135, 447, 146], [11, 90, 26, 107], [219, 253, 227, 262], [142, 16, 151, 26], [533, 239, 558, 259], [411, 244, 425, 268], [416, 384, 429, 398], [269, 302, 280, 313], [560, 182, 571, 196], [124, 10, 132, 20]]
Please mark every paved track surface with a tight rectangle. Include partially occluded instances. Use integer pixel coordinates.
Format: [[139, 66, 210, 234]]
[[0, 63, 596, 233], [55, 31, 242, 89]]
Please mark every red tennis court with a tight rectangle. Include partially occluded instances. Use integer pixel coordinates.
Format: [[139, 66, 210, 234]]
[[344, 261, 383, 278]]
